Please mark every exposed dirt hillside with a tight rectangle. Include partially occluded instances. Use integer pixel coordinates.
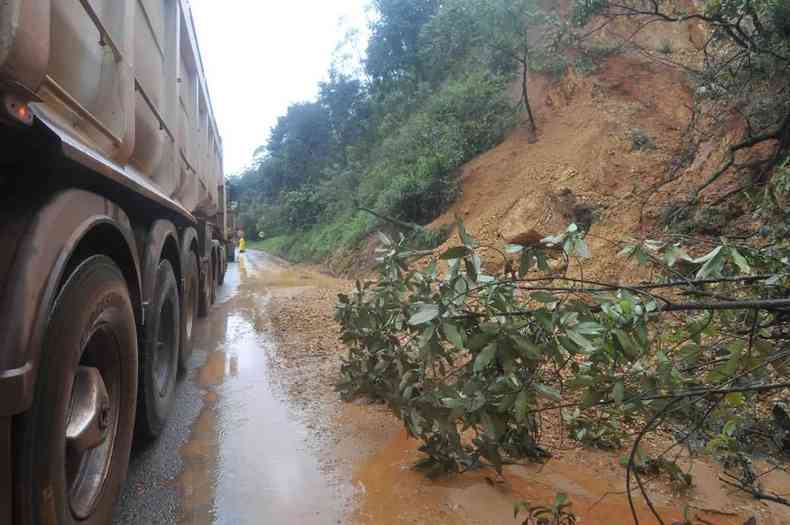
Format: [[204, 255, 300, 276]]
[[418, 18, 753, 284]]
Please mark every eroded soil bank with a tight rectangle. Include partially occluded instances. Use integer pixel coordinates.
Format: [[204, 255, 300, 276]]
[[172, 250, 788, 525]]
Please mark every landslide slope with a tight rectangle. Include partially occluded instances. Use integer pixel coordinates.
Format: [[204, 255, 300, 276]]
[[425, 23, 742, 283]]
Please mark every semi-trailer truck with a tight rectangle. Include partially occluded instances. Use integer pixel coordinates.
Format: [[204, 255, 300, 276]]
[[0, 1, 232, 522]]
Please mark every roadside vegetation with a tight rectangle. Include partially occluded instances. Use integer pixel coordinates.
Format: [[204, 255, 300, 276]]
[[231, 0, 571, 261]]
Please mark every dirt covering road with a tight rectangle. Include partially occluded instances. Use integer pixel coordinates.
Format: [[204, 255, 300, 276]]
[[114, 249, 789, 525]]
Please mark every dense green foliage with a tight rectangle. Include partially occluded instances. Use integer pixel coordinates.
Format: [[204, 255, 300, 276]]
[[231, 0, 567, 261], [336, 219, 790, 520]]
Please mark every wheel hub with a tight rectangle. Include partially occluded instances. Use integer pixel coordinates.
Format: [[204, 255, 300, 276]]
[[65, 326, 121, 520], [66, 366, 110, 453]]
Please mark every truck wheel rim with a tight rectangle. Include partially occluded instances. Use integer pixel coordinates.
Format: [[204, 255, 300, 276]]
[[154, 295, 177, 396], [66, 326, 120, 519]]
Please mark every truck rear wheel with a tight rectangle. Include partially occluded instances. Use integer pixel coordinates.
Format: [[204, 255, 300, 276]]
[[209, 253, 217, 306], [135, 260, 180, 440], [15, 255, 138, 525], [179, 253, 199, 370], [218, 246, 226, 285], [209, 271, 216, 305]]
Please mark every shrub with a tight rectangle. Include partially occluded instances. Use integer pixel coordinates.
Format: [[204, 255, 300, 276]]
[[360, 70, 514, 224], [279, 187, 326, 230]]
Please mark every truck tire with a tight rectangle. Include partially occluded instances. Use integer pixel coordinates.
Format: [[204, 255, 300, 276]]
[[135, 260, 180, 440], [209, 259, 217, 305], [14, 255, 138, 525], [198, 258, 210, 318], [218, 246, 226, 285], [179, 252, 199, 370], [210, 241, 220, 302]]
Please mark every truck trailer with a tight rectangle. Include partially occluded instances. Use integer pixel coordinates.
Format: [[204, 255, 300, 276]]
[[0, 1, 232, 522]]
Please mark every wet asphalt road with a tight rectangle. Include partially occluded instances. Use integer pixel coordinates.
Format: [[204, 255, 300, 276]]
[[113, 251, 347, 524]]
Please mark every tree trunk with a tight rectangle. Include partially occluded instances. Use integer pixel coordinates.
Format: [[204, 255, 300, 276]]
[[778, 110, 790, 154], [521, 60, 537, 140]]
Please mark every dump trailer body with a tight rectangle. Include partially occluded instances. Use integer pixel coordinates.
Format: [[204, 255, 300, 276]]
[[1, 0, 225, 223]]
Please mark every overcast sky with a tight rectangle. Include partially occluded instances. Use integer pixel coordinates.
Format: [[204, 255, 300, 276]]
[[189, 0, 370, 176]]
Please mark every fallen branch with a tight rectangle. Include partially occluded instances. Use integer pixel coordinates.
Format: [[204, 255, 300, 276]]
[[358, 207, 425, 233]]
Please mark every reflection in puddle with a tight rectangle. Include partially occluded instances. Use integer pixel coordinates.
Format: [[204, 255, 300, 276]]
[[178, 252, 348, 524]]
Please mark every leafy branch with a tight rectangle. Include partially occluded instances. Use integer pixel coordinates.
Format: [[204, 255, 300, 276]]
[[336, 219, 790, 521]]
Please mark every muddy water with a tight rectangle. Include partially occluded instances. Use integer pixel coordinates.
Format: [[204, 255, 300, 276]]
[[177, 251, 351, 524]]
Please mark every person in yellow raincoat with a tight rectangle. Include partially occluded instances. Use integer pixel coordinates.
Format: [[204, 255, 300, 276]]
[[238, 236, 246, 253]]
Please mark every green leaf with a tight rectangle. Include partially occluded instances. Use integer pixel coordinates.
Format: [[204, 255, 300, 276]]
[[512, 335, 541, 360], [725, 392, 745, 407], [535, 252, 550, 272], [440, 246, 471, 260], [567, 329, 595, 352], [518, 252, 534, 277], [409, 304, 440, 325], [442, 397, 465, 409], [663, 245, 692, 267], [729, 247, 751, 274], [468, 333, 493, 351], [535, 383, 561, 402], [419, 326, 436, 347], [618, 244, 637, 258], [613, 329, 639, 360], [575, 321, 603, 335], [574, 238, 590, 258], [377, 232, 392, 247], [458, 220, 478, 248], [471, 254, 482, 279], [515, 389, 530, 423], [693, 246, 723, 264], [505, 244, 524, 254], [695, 246, 725, 279], [613, 380, 625, 404], [443, 323, 465, 348], [474, 343, 498, 372], [568, 375, 595, 388], [581, 388, 603, 407]]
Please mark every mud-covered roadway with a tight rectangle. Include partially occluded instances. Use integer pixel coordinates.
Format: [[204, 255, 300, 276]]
[[113, 250, 790, 525]]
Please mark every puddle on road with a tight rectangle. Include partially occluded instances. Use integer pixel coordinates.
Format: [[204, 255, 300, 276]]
[[177, 252, 351, 524]]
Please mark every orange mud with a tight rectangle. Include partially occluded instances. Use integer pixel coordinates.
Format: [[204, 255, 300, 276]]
[[350, 430, 765, 525]]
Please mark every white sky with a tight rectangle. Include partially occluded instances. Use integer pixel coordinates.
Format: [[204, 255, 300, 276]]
[[189, 0, 370, 176]]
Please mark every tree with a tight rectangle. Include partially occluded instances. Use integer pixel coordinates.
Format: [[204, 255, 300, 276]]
[[365, 0, 440, 84], [318, 69, 371, 163], [486, 0, 544, 135], [266, 101, 333, 191], [421, 0, 565, 137]]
